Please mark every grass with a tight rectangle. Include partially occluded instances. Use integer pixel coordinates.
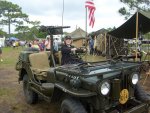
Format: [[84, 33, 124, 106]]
[[142, 44, 150, 47], [0, 88, 12, 96], [0, 47, 24, 68]]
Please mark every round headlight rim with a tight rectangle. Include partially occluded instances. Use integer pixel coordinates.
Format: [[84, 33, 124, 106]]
[[97, 80, 110, 96], [130, 72, 139, 86]]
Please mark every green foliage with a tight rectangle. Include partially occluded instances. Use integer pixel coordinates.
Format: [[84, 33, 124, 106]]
[[0, 88, 12, 96], [28, 21, 41, 27], [144, 32, 150, 39], [0, 28, 6, 36], [27, 26, 47, 40], [15, 26, 30, 33], [0, 0, 29, 34], [13, 26, 47, 40], [14, 20, 43, 40], [106, 27, 116, 32], [119, 0, 150, 19], [37, 31, 48, 39], [63, 32, 69, 35]]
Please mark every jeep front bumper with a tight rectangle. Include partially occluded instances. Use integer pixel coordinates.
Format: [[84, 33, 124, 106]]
[[106, 103, 149, 113], [124, 103, 149, 113]]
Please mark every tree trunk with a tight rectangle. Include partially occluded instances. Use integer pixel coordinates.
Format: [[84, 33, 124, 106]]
[[8, 18, 11, 35]]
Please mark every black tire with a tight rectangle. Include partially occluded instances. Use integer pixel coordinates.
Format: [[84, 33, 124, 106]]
[[60, 98, 87, 113], [23, 74, 38, 104], [134, 83, 149, 102]]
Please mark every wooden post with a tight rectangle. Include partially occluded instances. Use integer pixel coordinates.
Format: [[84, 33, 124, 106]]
[[109, 36, 111, 59], [105, 33, 107, 53], [135, 11, 139, 61], [111, 37, 118, 56]]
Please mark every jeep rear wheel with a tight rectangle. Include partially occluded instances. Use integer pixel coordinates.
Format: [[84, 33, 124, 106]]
[[60, 98, 87, 113], [23, 74, 38, 104]]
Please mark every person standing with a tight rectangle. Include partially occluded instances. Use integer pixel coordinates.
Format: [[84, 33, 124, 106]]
[[89, 36, 94, 55], [54, 38, 59, 52], [45, 35, 51, 51], [93, 36, 97, 55], [31, 40, 40, 50], [0, 42, 3, 62], [38, 39, 45, 51], [12, 41, 16, 49]]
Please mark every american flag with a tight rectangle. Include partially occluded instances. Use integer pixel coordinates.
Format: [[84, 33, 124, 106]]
[[85, 0, 96, 28]]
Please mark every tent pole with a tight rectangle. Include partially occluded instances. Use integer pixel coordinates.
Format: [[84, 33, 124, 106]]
[[109, 36, 111, 59], [148, 34, 150, 61], [135, 11, 139, 61], [111, 37, 118, 56], [105, 33, 107, 53]]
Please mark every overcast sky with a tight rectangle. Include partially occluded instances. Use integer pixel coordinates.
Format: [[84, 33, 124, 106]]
[[7, 0, 126, 33]]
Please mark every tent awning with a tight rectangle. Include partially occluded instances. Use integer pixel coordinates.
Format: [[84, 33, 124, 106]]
[[108, 11, 150, 39]]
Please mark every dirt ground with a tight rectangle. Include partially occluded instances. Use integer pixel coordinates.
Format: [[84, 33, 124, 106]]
[[0, 67, 59, 113], [0, 67, 150, 113]]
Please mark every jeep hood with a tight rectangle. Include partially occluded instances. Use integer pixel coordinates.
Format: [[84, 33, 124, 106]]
[[56, 61, 141, 77]]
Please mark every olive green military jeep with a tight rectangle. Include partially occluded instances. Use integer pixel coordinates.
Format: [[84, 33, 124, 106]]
[[16, 26, 150, 113]]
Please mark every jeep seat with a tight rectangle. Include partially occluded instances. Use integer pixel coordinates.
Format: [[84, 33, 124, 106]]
[[54, 51, 62, 65], [29, 52, 50, 80]]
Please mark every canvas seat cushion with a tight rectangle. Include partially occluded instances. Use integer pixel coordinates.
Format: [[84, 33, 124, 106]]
[[29, 52, 50, 80], [31, 67, 49, 80], [54, 51, 62, 65]]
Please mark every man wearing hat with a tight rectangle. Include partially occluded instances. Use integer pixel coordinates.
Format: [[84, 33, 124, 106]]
[[61, 35, 85, 65]]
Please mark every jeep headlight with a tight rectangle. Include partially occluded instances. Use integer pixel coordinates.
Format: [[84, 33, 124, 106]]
[[131, 73, 139, 85], [98, 81, 110, 96]]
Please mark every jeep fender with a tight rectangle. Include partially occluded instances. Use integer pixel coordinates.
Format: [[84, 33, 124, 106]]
[[53, 83, 97, 98], [18, 63, 33, 81]]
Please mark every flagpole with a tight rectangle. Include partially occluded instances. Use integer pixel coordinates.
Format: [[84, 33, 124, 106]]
[[135, 11, 139, 61], [85, 0, 96, 34], [62, 0, 64, 27], [61, 0, 64, 40], [85, 3, 88, 61], [85, 7, 88, 37]]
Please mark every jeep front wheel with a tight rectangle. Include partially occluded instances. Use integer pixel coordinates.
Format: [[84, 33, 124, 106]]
[[23, 74, 38, 104], [60, 98, 87, 113]]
